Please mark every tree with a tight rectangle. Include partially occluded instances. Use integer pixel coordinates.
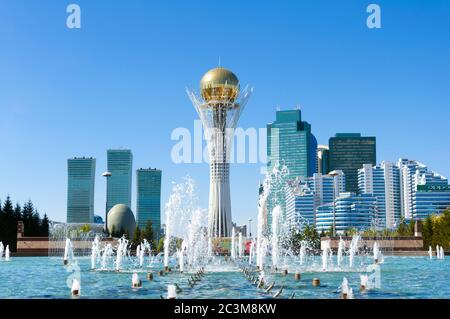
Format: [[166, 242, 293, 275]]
[[132, 226, 142, 246], [423, 215, 433, 248], [156, 237, 165, 253], [13, 203, 22, 221], [141, 220, 155, 243], [407, 219, 415, 237], [40, 213, 50, 236], [396, 218, 408, 237], [0, 196, 16, 250], [80, 224, 91, 233]]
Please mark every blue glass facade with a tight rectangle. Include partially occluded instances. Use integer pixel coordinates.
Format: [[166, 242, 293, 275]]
[[316, 193, 377, 233], [107, 149, 133, 213], [67, 157, 96, 223], [398, 159, 450, 220], [285, 172, 345, 230], [329, 133, 376, 194], [267, 109, 317, 228], [285, 181, 315, 228], [136, 168, 162, 239]]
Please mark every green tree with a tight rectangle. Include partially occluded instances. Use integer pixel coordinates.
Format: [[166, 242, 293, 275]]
[[396, 218, 408, 237], [422, 215, 433, 248], [407, 219, 415, 237], [0, 196, 16, 251], [80, 224, 91, 233], [132, 226, 141, 245], [40, 213, 50, 236], [156, 237, 165, 253], [141, 220, 155, 243]]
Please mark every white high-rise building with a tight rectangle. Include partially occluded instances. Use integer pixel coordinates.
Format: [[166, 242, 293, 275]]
[[397, 159, 427, 219], [397, 159, 450, 220], [358, 161, 402, 229], [285, 171, 345, 230]]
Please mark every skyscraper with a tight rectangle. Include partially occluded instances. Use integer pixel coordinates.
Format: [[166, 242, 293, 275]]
[[67, 157, 96, 223], [358, 162, 402, 229], [266, 109, 317, 227], [267, 109, 317, 179], [329, 133, 376, 193], [136, 168, 162, 238], [106, 149, 133, 213], [317, 145, 330, 175]]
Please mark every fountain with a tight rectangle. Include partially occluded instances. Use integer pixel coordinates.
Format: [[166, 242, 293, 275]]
[[101, 243, 113, 270], [341, 277, 354, 299], [0, 242, 3, 260], [162, 176, 206, 272], [299, 241, 307, 266], [71, 279, 80, 296], [373, 241, 380, 263], [349, 235, 360, 268], [271, 206, 281, 269], [231, 227, 236, 260], [5, 245, 11, 262], [360, 275, 369, 292], [91, 235, 101, 270], [441, 246, 445, 260], [249, 240, 255, 265], [322, 240, 330, 271], [132, 273, 142, 288], [63, 238, 74, 265], [337, 237, 345, 267], [429, 246, 433, 259], [167, 285, 177, 299], [238, 232, 243, 258], [115, 236, 129, 271]]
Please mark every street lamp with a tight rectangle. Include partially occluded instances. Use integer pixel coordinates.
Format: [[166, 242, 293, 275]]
[[248, 218, 252, 239], [102, 171, 112, 234]]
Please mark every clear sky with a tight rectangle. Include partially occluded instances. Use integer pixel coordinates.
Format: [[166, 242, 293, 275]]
[[1, 0, 449, 229]]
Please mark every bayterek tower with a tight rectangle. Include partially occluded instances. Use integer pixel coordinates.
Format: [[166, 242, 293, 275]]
[[187, 67, 252, 238]]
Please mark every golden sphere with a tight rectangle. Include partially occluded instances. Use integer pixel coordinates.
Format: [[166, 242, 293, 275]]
[[200, 67, 240, 102]]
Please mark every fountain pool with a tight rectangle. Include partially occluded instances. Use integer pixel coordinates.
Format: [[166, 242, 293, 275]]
[[0, 256, 449, 299]]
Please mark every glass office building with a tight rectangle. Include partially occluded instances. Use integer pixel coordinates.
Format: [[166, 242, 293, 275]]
[[267, 109, 317, 228], [106, 149, 133, 212], [358, 162, 402, 229], [136, 168, 162, 238], [285, 180, 315, 228], [329, 133, 376, 194], [315, 192, 377, 233], [397, 158, 450, 220], [67, 157, 96, 223], [285, 171, 345, 230]]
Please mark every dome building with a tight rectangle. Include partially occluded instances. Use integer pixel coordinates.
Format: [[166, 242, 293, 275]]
[[107, 204, 136, 238]]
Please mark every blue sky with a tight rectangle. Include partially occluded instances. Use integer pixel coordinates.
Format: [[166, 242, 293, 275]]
[[1, 0, 449, 228]]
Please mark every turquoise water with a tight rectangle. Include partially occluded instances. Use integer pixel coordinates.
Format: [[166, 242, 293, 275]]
[[0, 256, 449, 299]]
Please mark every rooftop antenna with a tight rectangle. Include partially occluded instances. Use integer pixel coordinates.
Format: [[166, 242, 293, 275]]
[[296, 104, 301, 110], [276, 105, 281, 111], [218, 56, 221, 67]]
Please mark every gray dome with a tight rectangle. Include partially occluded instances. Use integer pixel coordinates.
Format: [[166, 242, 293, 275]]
[[107, 204, 136, 238]]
